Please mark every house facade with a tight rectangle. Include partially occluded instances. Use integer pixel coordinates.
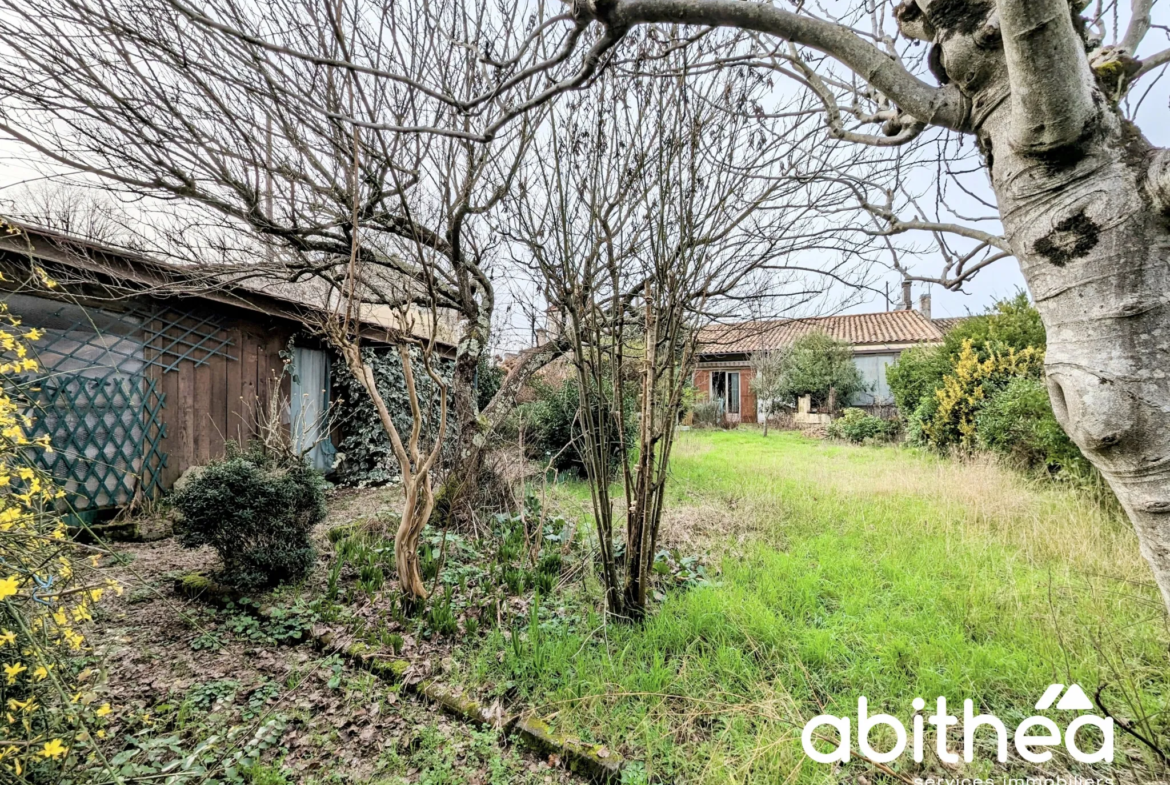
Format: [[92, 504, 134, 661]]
[[0, 222, 454, 522], [694, 303, 951, 423]]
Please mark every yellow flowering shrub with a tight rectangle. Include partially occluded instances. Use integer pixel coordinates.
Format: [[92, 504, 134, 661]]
[[922, 339, 1045, 450], [0, 299, 119, 780]]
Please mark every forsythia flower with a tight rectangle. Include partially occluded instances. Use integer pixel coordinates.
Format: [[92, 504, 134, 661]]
[[4, 663, 26, 684], [38, 739, 67, 759], [0, 576, 19, 600], [0, 298, 112, 773]]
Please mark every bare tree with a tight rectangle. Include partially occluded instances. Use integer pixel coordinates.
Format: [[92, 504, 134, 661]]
[[550, 0, 1170, 616], [750, 350, 785, 437], [503, 42, 865, 618], [0, 0, 564, 521], [321, 305, 449, 605], [88, 0, 1170, 615]]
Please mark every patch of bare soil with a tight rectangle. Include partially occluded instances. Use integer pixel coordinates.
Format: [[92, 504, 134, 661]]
[[86, 486, 580, 784]]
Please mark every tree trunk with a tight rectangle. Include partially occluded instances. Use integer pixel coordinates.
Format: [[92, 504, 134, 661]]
[[395, 473, 433, 605], [939, 16, 1170, 611], [437, 312, 490, 524], [436, 315, 569, 527]]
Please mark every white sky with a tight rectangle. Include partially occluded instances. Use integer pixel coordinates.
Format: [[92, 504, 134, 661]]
[[1, 3, 1168, 333]]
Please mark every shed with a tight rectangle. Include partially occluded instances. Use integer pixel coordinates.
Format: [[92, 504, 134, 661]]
[[0, 222, 453, 521]]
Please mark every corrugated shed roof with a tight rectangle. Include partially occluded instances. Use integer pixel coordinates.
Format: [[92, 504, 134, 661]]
[[698, 310, 944, 354]]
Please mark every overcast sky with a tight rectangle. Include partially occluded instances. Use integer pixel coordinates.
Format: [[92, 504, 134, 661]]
[[1, 2, 1168, 334]]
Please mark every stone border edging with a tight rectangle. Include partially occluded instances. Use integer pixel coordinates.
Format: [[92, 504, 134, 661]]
[[174, 572, 628, 782]]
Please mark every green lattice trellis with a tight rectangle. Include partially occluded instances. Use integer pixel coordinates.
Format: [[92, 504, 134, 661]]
[[9, 293, 239, 514], [20, 372, 167, 512]]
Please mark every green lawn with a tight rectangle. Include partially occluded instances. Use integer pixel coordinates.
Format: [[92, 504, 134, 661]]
[[463, 429, 1170, 784]]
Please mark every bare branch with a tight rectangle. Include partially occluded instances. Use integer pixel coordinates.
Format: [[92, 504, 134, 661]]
[[997, 0, 1097, 153]]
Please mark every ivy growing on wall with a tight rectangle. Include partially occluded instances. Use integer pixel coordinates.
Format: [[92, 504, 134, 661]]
[[331, 346, 454, 486]]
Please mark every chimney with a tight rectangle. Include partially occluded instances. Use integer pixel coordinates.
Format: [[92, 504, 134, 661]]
[[919, 293, 932, 320], [901, 280, 912, 310]]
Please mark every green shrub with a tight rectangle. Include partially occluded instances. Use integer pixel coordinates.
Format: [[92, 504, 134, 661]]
[[522, 377, 635, 476], [828, 408, 898, 443], [976, 377, 1090, 477], [172, 442, 326, 589], [888, 292, 1046, 420], [763, 332, 867, 408], [886, 344, 949, 415], [942, 291, 1046, 358]]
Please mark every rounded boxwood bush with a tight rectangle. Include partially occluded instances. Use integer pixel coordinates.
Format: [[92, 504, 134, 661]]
[[172, 443, 327, 589]]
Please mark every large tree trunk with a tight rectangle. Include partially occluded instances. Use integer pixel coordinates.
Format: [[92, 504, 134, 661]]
[[933, 2, 1170, 610], [441, 311, 493, 524], [990, 110, 1170, 609]]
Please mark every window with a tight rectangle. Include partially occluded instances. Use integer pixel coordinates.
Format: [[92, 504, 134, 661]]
[[710, 371, 741, 415]]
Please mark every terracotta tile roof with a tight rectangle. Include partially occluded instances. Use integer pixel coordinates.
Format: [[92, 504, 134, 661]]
[[697, 310, 945, 355], [932, 317, 968, 333]]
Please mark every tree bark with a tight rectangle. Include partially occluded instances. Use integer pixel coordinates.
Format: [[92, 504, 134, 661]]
[[926, 0, 1170, 610], [431, 316, 570, 527]]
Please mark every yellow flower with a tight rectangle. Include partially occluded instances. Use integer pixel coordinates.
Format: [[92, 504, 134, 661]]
[[32, 665, 49, 681], [38, 738, 67, 759], [0, 576, 19, 600], [3, 662, 26, 684], [0, 630, 15, 646], [96, 703, 111, 717], [90, 588, 104, 602]]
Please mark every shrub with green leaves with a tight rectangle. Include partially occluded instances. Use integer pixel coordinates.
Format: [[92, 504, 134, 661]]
[[172, 442, 326, 589], [885, 343, 949, 416], [888, 292, 1046, 417], [976, 377, 1091, 477], [521, 377, 635, 476], [761, 332, 866, 408], [828, 407, 899, 443]]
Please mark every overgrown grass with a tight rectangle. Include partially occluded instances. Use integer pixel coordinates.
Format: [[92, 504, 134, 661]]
[[465, 430, 1170, 784]]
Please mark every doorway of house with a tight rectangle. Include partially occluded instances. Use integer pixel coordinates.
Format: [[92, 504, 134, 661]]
[[710, 371, 741, 423]]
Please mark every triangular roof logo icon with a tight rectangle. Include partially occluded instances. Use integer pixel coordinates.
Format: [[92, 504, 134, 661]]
[[1035, 684, 1094, 711], [1055, 684, 1093, 711]]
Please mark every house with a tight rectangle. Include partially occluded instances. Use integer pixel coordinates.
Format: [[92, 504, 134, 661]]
[[695, 296, 950, 423], [0, 221, 454, 521]]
